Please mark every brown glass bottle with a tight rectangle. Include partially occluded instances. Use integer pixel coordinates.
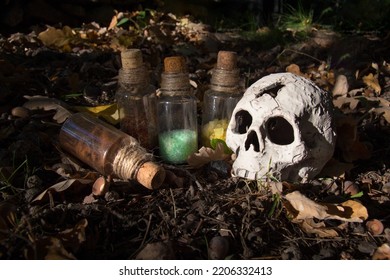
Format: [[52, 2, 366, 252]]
[[116, 49, 157, 150], [59, 112, 165, 189], [201, 51, 243, 147]]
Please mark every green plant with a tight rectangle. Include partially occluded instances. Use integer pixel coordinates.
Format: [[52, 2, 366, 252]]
[[268, 193, 283, 218], [0, 159, 28, 191], [278, 2, 314, 37]]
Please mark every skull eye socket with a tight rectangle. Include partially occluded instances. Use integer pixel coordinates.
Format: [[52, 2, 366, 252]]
[[234, 110, 252, 134], [266, 116, 294, 145]]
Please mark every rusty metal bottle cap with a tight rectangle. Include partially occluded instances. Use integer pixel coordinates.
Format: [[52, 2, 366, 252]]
[[164, 56, 187, 73], [216, 51, 237, 71], [121, 49, 143, 69]]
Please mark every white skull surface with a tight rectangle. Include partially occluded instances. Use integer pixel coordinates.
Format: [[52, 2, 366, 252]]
[[226, 72, 336, 182]]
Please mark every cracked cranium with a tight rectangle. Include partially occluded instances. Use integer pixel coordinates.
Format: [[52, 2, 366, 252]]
[[226, 72, 336, 182]]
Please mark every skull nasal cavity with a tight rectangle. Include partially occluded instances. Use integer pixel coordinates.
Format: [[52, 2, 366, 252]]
[[266, 116, 294, 145], [234, 110, 252, 134], [245, 131, 260, 152]]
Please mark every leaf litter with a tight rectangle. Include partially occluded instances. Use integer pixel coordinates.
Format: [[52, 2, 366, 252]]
[[0, 9, 390, 260]]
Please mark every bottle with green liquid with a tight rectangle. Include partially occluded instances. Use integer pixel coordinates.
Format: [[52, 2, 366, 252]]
[[156, 56, 198, 164], [201, 51, 243, 147]]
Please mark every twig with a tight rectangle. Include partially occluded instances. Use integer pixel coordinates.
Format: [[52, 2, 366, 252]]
[[140, 214, 152, 249], [268, 48, 323, 67], [170, 188, 177, 219]]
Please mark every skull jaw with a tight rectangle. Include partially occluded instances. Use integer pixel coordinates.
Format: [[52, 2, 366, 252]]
[[231, 144, 316, 182], [232, 160, 316, 182]]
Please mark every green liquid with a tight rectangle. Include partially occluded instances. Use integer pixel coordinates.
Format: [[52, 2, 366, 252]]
[[159, 129, 198, 164]]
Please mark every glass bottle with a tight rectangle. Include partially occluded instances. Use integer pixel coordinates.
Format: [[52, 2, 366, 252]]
[[116, 49, 157, 150], [59, 112, 165, 189], [201, 51, 243, 147], [156, 56, 198, 164]]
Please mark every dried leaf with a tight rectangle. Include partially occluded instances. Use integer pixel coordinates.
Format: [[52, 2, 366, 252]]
[[0, 202, 17, 241], [25, 237, 76, 260], [284, 191, 328, 220], [25, 218, 87, 260], [74, 103, 119, 125], [371, 106, 390, 123], [363, 73, 381, 94], [284, 191, 368, 222], [318, 158, 354, 178], [333, 96, 360, 110], [187, 142, 231, 168], [108, 14, 118, 30], [57, 218, 88, 252], [32, 179, 93, 203], [296, 219, 339, 238], [23, 95, 72, 123], [332, 74, 349, 97], [335, 115, 372, 162], [286, 64, 303, 76], [38, 26, 75, 48], [372, 243, 390, 260]]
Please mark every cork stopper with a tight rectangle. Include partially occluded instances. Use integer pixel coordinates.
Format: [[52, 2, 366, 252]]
[[136, 161, 166, 190], [216, 51, 237, 71], [164, 56, 187, 73], [121, 49, 143, 69]]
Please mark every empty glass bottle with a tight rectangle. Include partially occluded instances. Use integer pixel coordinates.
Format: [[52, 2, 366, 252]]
[[116, 49, 157, 150], [156, 56, 198, 164], [201, 51, 243, 147]]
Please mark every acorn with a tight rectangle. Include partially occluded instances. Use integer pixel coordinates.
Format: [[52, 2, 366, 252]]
[[92, 176, 110, 196], [366, 219, 384, 235], [208, 236, 230, 260], [343, 180, 360, 196]]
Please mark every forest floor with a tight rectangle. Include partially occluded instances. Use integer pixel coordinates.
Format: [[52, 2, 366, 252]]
[[1, 9, 390, 260]]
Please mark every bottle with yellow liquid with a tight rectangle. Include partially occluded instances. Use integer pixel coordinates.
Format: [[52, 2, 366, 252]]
[[201, 51, 243, 147]]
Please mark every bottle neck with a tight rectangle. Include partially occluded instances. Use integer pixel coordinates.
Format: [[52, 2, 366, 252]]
[[210, 68, 240, 93], [160, 72, 191, 96], [118, 66, 149, 88]]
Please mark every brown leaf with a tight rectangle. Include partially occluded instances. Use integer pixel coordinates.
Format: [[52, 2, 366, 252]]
[[371, 106, 390, 123], [23, 95, 72, 123], [32, 179, 93, 204], [24, 220, 88, 259], [57, 218, 88, 252], [38, 26, 75, 48], [286, 64, 304, 76], [108, 14, 118, 30], [284, 191, 329, 220], [284, 191, 368, 222], [296, 219, 339, 238], [318, 158, 354, 178], [0, 202, 17, 241], [363, 73, 381, 94], [187, 143, 230, 168], [335, 115, 372, 162], [332, 74, 349, 97], [25, 237, 76, 260], [372, 243, 390, 260], [333, 96, 360, 110]]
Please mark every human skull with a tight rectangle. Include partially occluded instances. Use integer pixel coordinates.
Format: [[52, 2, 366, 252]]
[[226, 72, 336, 182]]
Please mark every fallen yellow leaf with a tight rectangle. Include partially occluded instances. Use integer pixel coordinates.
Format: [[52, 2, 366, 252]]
[[363, 73, 381, 94], [38, 26, 75, 48], [74, 103, 119, 125]]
